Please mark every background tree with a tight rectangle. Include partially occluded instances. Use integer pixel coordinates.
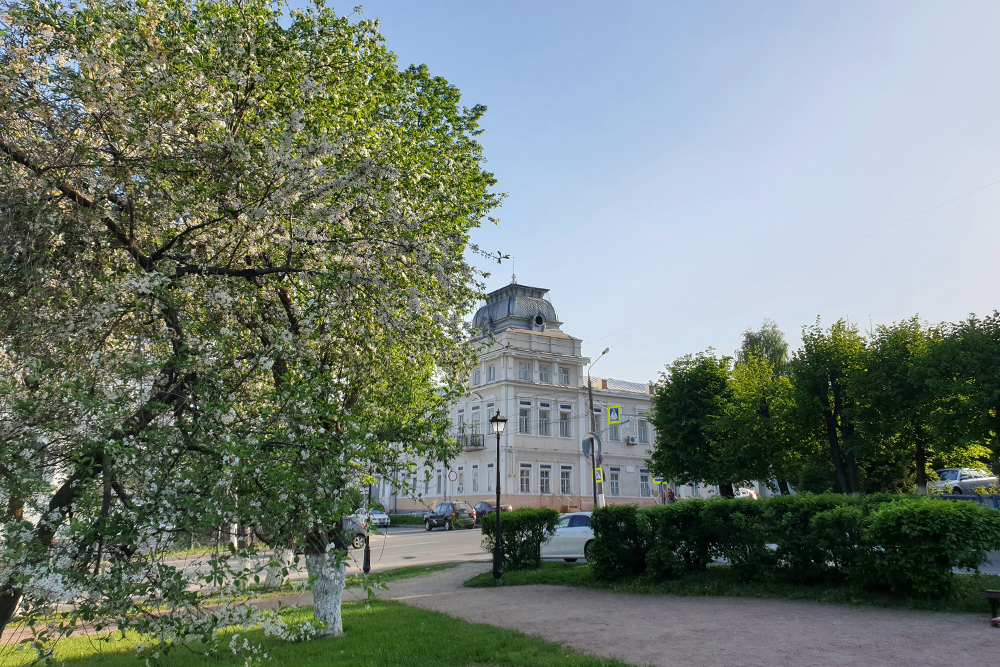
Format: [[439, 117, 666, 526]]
[[736, 318, 791, 376], [791, 319, 867, 494], [649, 351, 741, 497], [0, 0, 499, 649]]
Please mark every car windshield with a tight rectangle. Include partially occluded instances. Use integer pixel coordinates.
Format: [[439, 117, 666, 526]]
[[455, 502, 473, 511], [937, 469, 959, 481]]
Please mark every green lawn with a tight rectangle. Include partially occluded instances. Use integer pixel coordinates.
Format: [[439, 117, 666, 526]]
[[1, 600, 628, 667], [465, 561, 1000, 614]]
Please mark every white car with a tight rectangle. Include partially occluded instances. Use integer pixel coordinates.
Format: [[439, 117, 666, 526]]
[[369, 510, 391, 527], [540, 512, 594, 562]]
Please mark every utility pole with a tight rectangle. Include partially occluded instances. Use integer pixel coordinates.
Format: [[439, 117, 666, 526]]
[[586, 348, 610, 509]]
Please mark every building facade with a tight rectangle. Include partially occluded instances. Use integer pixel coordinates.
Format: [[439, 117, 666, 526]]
[[383, 281, 666, 513]]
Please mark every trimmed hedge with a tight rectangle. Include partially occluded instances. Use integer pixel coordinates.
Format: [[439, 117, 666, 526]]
[[480, 508, 559, 571], [590, 495, 1000, 597]]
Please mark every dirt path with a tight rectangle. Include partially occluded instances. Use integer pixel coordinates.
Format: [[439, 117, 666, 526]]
[[376, 563, 999, 667]]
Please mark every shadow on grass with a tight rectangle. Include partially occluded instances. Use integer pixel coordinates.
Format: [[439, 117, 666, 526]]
[[465, 561, 1000, 614]]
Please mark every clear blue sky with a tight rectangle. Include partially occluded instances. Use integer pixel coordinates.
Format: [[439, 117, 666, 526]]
[[296, 1, 1000, 383]]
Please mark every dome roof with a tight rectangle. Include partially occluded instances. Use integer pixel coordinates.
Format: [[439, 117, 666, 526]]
[[472, 282, 560, 334]]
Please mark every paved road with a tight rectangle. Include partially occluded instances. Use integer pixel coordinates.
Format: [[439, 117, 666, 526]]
[[345, 524, 488, 574]]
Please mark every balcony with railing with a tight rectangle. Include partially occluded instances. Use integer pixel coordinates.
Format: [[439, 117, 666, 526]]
[[457, 433, 485, 450]]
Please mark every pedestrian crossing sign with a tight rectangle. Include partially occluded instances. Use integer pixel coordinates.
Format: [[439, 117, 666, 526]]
[[608, 406, 621, 424], [594, 467, 604, 483]]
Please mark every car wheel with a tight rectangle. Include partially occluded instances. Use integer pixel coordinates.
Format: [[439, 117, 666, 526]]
[[953, 487, 963, 495], [583, 541, 593, 561], [352, 534, 366, 549], [424, 520, 432, 531], [564, 558, 578, 562]]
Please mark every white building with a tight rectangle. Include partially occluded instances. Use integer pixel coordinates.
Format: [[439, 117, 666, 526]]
[[385, 280, 667, 513]]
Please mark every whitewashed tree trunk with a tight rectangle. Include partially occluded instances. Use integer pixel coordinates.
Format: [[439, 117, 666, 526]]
[[305, 551, 346, 636], [263, 548, 294, 589]]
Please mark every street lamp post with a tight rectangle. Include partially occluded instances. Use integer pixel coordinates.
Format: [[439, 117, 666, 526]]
[[587, 347, 610, 508], [363, 481, 371, 574], [489, 410, 508, 581]]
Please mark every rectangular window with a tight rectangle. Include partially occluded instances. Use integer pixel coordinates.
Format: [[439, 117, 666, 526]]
[[559, 409, 571, 438], [691, 484, 700, 497], [539, 365, 550, 383], [609, 469, 621, 496], [519, 408, 530, 434], [424, 476, 429, 496], [471, 412, 480, 435], [560, 467, 572, 494], [487, 463, 494, 492], [520, 464, 531, 493], [457, 467, 464, 494], [539, 468, 551, 494], [638, 419, 649, 444], [488, 365, 495, 382], [640, 474, 651, 497], [538, 410, 550, 436], [559, 367, 570, 385], [436, 471, 442, 495], [519, 363, 530, 380], [457, 413, 464, 434], [473, 369, 480, 385], [608, 424, 620, 441]]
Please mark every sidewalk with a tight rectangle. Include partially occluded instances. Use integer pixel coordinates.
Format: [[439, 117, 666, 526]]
[[370, 563, 998, 667]]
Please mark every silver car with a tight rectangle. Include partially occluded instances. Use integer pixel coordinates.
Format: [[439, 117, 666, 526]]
[[931, 468, 999, 495], [540, 512, 594, 562]]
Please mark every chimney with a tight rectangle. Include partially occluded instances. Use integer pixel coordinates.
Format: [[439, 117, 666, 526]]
[[599, 379, 608, 390], [647, 381, 655, 395]]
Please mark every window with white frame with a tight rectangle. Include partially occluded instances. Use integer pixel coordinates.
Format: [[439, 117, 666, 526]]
[[559, 367, 570, 384], [473, 369, 480, 385], [488, 365, 495, 382], [519, 401, 531, 434], [640, 469, 651, 497], [457, 466, 464, 494], [471, 410, 480, 435], [519, 363, 530, 380], [691, 483, 700, 497], [424, 475, 429, 496], [436, 470, 442, 495], [538, 404, 551, 436], [560, 466, 572, 494], [559, 406, 572, 437], [539, 365, 550, 383], [487, 463, 494, 491], [638, 418, 649, 444], [519, 464, 531, 493], [608, 423, 620, 441], [472, 465, 479, 493], [609, 467, 621, 496], [539, 465, 551, 494], [457, 411, 464, 434]]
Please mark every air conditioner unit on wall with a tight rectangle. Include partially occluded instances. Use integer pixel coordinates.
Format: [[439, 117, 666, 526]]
[[626, 435, 638, 445]]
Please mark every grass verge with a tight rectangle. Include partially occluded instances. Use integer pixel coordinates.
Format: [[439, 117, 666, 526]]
[[1, 600, 627, 667], [465, 561, 1000, 614]]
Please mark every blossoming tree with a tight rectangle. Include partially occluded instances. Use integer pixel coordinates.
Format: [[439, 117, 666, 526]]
[[0, 0, 499, 653]]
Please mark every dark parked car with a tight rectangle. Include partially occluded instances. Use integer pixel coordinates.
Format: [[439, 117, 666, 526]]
[[472, 502, 513, 525], [424, 501, 476, 530]]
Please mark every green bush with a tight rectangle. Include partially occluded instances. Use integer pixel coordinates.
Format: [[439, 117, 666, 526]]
[[589, 505, 651, 581], [863, 498, 1000, 596], [765, 494, 857, 583], [595, 494, 1000, 597], [480, 508, 559, 571], [645, 500, 712, 578]]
